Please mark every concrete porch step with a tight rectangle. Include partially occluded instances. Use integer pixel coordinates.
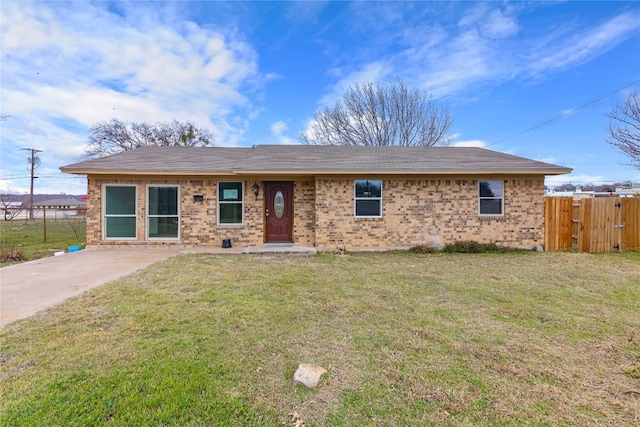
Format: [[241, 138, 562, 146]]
[[242, 243, 317, 255]]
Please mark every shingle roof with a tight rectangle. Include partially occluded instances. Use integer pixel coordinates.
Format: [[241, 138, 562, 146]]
[[60, 145, 572, 176]]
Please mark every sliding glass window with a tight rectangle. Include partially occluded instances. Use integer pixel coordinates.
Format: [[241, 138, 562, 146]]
[[147, 186, 180, 239], [104, 185, 137, 239]]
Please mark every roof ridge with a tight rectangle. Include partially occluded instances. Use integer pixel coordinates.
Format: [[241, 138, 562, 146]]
[[60, 145, 572, 176]]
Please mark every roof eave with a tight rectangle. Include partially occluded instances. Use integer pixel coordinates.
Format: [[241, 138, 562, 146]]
[[60, 169, 237, 176], [234, 168, 573, 175], [61, 168, 572, 176]]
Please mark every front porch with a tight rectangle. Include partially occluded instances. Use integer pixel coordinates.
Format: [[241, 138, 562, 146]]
[[242, 243, 317, 255]]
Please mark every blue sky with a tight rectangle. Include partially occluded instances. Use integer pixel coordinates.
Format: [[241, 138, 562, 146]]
[[1, 1, 639, 195]]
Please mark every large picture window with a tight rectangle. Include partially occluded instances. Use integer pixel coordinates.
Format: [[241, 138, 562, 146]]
[[218, 182, 243, 224], [147, 186, 179, 239], [479, 180, 504, 215], [354, 180, 382, 217], [104, 185, 137, 239]]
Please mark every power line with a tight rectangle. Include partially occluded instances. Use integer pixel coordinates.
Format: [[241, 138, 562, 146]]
[[0, 175, 32, 180], [487, 79, 640, 147], [0, 175, 84, 180]]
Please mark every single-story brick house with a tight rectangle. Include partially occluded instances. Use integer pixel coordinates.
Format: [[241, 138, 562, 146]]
[[60, 145, 571, 251]]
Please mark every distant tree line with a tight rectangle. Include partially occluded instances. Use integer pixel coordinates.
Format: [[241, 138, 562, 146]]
[[549, 182, 630, 193]]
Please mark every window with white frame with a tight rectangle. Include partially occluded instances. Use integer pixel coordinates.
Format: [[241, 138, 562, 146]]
[[218, 182, 243, 224], [354, 180, 382, 217], [478, 180, 504, 215], [104, 185, 137, 239], [147, 185, 179, 239]]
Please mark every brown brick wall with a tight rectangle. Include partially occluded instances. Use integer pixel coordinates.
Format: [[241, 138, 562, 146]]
[[86, 176, 316, 248], [86, 175, 544, 250], [293, 180, 316, 246], [314, 177, 545, 251]]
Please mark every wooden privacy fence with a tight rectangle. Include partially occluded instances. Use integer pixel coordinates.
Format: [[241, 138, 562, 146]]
[[544, 197, 574, 251], [545, 196, 640, 253]]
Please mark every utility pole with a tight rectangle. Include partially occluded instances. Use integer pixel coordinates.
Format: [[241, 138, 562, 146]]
[[21, 148, 42, 221]]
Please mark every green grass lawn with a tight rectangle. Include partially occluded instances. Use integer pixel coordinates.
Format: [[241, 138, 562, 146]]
[[0, 218, 86, 266], [1, 251, 639, 426]]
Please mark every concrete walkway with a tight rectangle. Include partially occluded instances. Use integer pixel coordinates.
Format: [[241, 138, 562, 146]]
[[0, 244, 316, 328]]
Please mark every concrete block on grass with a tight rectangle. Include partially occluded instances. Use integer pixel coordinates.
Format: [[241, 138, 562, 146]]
[[293, 363, 327, 388]]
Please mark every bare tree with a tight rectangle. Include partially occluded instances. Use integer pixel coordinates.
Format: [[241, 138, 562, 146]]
[[607, 90, 640, 170], [0, 190, 22, 221], [86, 118, 215, 158], [299, 78, 453, 146], [65, 216, 85, 239]]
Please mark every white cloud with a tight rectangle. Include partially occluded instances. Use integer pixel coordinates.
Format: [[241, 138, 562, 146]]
[[454, 139, 487, 148], [271, 121, 288, 136], [0, 5, 60, 51], [321, 7, 638, 103], [458, 4, 519, 39], [457, 3, 490, 29], [480, 9, 519, 39], [1, 3, 261, 124], [415, 28, 495, 97], [524, 11, 640, 77], [0, 2, 264, 193], [270, 121, 298, 145]]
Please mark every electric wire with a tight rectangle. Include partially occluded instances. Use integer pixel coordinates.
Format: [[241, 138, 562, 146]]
[[487, 79, 640, 147]]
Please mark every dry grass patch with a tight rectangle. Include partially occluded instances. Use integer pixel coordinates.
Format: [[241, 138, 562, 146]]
[[1, 251, 639, 426], [0, 219, 86, 266]]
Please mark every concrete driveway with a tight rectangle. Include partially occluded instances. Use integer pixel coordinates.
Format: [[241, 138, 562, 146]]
[[0, 246, 243, 328]]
